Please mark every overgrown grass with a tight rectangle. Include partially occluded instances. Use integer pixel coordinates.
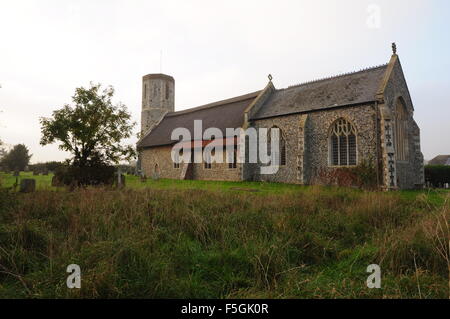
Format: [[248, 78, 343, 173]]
[[0, 181, 448, 299], [1, 171, 449, 198], [0, 172, 306, 194]]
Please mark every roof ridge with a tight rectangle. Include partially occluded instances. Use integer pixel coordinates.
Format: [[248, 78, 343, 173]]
[[433, 155, 450, 158], [166, 90, 261, 117], [285, 64, 388, 90]]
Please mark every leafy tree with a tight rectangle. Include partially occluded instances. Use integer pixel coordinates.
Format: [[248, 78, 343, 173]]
[[0, 144, 32, 171], [0, 139, 5, 159], [40, 83, 136, 167]]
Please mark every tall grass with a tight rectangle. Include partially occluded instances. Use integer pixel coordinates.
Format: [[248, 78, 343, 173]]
[[0, 185, 448, 298]]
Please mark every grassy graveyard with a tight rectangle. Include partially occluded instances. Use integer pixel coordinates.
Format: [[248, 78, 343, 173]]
[[0, 172, 449, 298]]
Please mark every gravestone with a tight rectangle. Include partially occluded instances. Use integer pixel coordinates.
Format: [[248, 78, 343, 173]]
[[152, 172, 160, 181], [140, 175, 147, 183], [33, 170, 39, 176], [20, 179, 36, 193], [115, 173, 126, 188], [114, 168, 124, 189], [42, 170, 49, 176]]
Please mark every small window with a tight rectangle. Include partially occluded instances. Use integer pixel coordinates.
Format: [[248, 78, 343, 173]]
[[204, 150, 212, 169], [174, 149, 182, 169], [165, 83, 170, 100], [329, 118, 357, 166], [280, 138, 286, 166], [228, 147, 237, 169]]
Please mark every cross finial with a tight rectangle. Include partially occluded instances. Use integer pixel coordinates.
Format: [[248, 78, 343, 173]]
[[392, 42, 397, 55], [268, 74, 273, 82]]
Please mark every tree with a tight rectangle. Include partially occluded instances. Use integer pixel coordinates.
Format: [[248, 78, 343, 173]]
[[0, 139, 5, 159], [0, 144, 32, 171], [40, 83, 136, 167]]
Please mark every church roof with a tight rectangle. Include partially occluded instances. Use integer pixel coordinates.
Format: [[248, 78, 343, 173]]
[[138, 64, 390, 149], [251, 64, 388, 120], [428, 155, 450, 166], [137, 91, 261, 148]]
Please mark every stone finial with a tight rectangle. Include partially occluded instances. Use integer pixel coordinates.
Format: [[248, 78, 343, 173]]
[[392, 42, 397, 55], [268, 74, 273, 82]]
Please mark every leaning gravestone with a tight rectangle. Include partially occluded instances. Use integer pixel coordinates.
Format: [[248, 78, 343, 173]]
[[20, 179, 36, 193]]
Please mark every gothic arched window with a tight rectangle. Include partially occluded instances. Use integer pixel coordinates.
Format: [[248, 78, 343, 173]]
[[395, 99, 409, 161], [228, 146, 238, 169], [268, 127, 287, 166], [329, 118, 357, 166], [165, 82, 170, 100]]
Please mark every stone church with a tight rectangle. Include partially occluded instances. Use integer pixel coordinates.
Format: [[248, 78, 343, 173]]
[[137, 45, 424, 190]]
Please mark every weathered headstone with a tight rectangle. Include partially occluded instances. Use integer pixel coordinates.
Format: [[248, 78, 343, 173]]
[[42, 170, 49, 176], [116, 174, 126, 188], [140, 175, 147, 183], [20, 179, 36, 193], [33, 170, 39, 176]]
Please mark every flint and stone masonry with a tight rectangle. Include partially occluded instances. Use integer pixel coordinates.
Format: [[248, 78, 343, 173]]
[[137, 46, 424, 190]]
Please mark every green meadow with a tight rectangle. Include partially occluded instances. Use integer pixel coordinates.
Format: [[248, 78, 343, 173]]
[[0, 172, 449, 298]]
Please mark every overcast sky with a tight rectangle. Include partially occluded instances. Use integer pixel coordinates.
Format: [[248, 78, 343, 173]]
[[0, 0, 449, 163]]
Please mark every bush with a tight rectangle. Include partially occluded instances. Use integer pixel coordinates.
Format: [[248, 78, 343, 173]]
[[29, 161, 64, 175], [425, 165, 450, 187], [54, 165, 115, 187], [315, 159, 378, 190]]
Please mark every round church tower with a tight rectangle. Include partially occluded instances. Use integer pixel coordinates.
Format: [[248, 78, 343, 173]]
[[141, 73, 175, 134]]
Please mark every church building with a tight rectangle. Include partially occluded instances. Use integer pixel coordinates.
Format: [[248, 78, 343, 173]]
[[137, 45, 424, 190]]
